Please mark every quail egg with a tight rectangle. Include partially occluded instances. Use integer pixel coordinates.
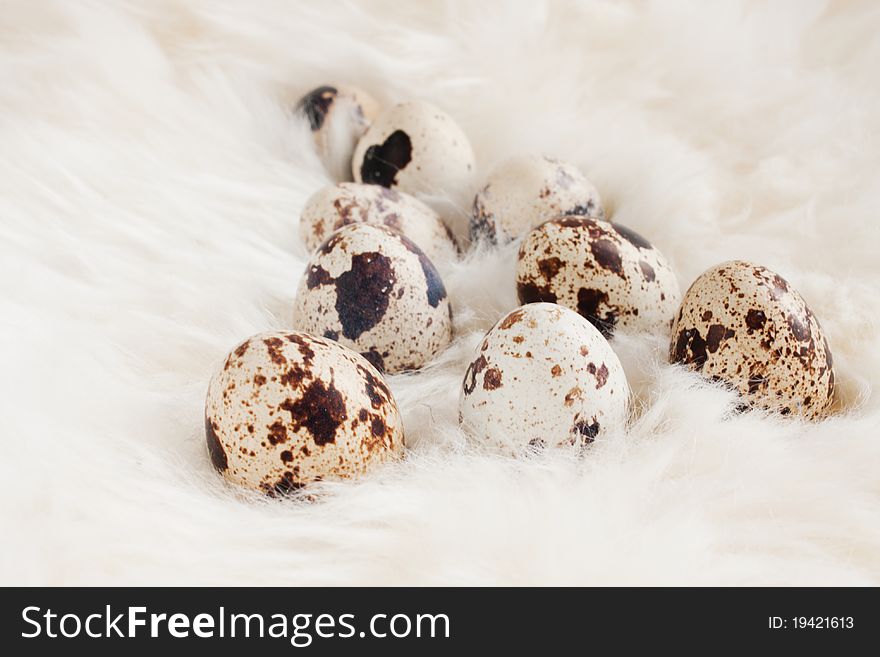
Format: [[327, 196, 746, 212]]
[[205, 331, 404, 494], [292, 223, 453, 373], [471, 155, 604, 244], [352, 100, 475, 197], [298, 182, 458, 262], [297, 84, 380, 181], [516, 216, 680, 337], [670, 261, 835, 419], [459, 303, 629, 452]]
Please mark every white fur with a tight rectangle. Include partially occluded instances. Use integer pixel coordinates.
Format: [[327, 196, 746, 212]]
[[2, 0, 879, 585]]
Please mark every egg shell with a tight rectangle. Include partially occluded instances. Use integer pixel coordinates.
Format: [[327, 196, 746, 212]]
[[292, 223, 453, 373], [516, 216, 680, 337], [297, 85, 380, 182], [458, 303, 629, 452], [670, 260, 835, 419], [352, 100, 475, 196], [471, 155, 604, 244], [298, 182, 458, 263], [205, 331, 404, 494]]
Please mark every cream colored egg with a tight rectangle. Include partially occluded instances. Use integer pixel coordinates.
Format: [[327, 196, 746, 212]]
[[298, 182, 458, 262], [297, 84, 380, 182], [516, 216, 680, 337], [352, 100, 475, 196], [471, 155, 604, 244], [205, 331, 404, 494], [670, 261, 835, 419], [292, 223, 453, 374], [458, 303, 629, 453]]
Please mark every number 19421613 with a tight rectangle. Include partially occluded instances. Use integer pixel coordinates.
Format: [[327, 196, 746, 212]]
[[769, 617, 854, 630]]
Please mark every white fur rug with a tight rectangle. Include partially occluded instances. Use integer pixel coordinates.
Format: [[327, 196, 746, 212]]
[[2, 0, 879, 586]]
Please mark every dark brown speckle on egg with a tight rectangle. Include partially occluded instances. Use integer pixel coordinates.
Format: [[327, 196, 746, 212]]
[[297, 85, 338, 131], [360, 130, 412, 187]]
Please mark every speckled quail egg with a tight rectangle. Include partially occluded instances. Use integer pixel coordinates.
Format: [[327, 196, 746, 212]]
[[205, 331, 404, 494], [297, 84, 381, 182], [516, 216, 680, 337], [670, 261, 835, 419], [298, 182, 458, 262], [352, 100, 475, 196], [471, 155, 604, 244], [459, 303, 629, 452], [292, 223, 453, 373]]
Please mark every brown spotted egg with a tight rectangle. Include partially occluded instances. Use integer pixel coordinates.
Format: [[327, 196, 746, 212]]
[[516, 217, 680, 337], [471, 155, 604, 244], [205, 331, 404, 494], [459, 303, 629, 452], [670, 261, 835, 419], [298, 182, 458, 262], [297, 84, 381, 182], [292, 223, 453, 374], [352, 101, 475, 196]]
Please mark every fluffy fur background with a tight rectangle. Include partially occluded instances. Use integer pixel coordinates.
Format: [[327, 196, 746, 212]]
[[2, 0, 879, 585]]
